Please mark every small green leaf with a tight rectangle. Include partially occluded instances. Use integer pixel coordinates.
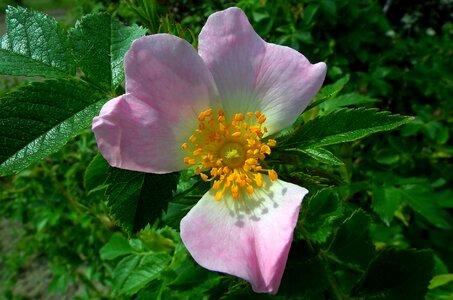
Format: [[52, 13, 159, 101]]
[[320, 92, 379, 113], [0, 79, 106, 176], [294, 147, 344, 165], [70, 13, 147, 91], [329, 209, 374, 268], [429, 274, 453, 290], [105, 168, 177, 234], [114, 252, 171, 296], [283, 108, 412, 148], [100, 232, 133, 260], [0, 6, 75, 77], [306, 75, 350, 111], [372, 185, 402, 225], [352, 249, 434, 300], [374, 148, 400, 165]]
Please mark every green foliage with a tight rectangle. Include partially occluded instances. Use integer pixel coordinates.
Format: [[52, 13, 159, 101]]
[[70, 13, 147, 91], [100, 226, 221, 298], [0, 6, 75, 77], [0, 79, 105, 176], [0, 6, 147, 176], [103, 167, 178, 234], [298, 189, 343, 243], [0, 1, 451, 299], [282, 108, 412, 148], [329, 210, 375, 268], [0, 133, 113, 298], [305, 74, 350, 111]]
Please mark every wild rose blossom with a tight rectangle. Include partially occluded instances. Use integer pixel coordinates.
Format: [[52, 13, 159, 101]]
[[92, 7, 326, 294]]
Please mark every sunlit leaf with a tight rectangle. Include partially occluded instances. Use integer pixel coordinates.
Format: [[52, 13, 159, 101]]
[[283, 108, 412, 148], [0, 6, 75, 77], [0, 79, 106, 176], [70, 13, 147, 91]]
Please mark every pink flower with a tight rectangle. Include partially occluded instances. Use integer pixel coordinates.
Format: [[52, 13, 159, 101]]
[[92, 7, 326, 294]]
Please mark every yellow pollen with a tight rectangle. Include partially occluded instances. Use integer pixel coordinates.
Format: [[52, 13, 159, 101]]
[[182, 108, 278, 200]]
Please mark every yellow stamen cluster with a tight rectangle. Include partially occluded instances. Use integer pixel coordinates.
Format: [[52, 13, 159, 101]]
[[182, 108, 278, 201]]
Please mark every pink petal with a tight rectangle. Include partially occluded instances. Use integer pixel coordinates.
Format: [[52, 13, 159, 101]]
[[198, 7, 326, 134], [124, 33, 219, 124], [92, 94, 188, 173], [93, 34, 220, 173], [180, 176, 307, 294]]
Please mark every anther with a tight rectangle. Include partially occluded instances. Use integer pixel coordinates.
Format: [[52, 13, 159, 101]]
[[268, 169, 278, 181]]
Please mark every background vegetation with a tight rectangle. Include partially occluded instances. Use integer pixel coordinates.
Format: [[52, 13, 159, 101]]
[[0, 0, 452, 299]]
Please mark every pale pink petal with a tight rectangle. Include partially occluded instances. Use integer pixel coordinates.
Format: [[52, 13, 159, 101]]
[[125, 34, 219, 123], [180, 176, 307, 294], [92, 94, 189, 173], [198, 7, 326, 134], [93, 34, 220, 173]]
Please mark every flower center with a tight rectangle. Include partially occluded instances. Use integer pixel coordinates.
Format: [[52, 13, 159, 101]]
[[182, 108, 278, 201], [219, 142, 245, 168]]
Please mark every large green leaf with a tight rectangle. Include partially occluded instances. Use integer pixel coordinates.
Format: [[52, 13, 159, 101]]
[[0, 6, 75, 77], [0, 79, 106, 176], [283, 108, 412, 148], [352, 249, 434, 300], [105, 168, 178, 234], [70, 13, 147, 91]]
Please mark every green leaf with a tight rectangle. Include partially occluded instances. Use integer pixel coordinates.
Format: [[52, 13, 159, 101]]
[[320, 0, 337, 17], [0, 79, 106, 176], [429, 274, 453, 290], [84, 153, 110, 194], [70, 13, 147, 91], [283, 108, 412, 148], [371, 185, 402, 225], [100, 232, 133, 260], [352, 249, 434, 300], [0, 6, 75, 77], [374, 148, 400, 165], [329, 209, 374, 268], [320, 92, 379, 113], [298, 189, 344, 243], [294, 147, 344, 166], [306, 75, 350, 111], [105, 168, 178, 234], [114, 252, 171, 296], [402, 186, 453, 230]]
